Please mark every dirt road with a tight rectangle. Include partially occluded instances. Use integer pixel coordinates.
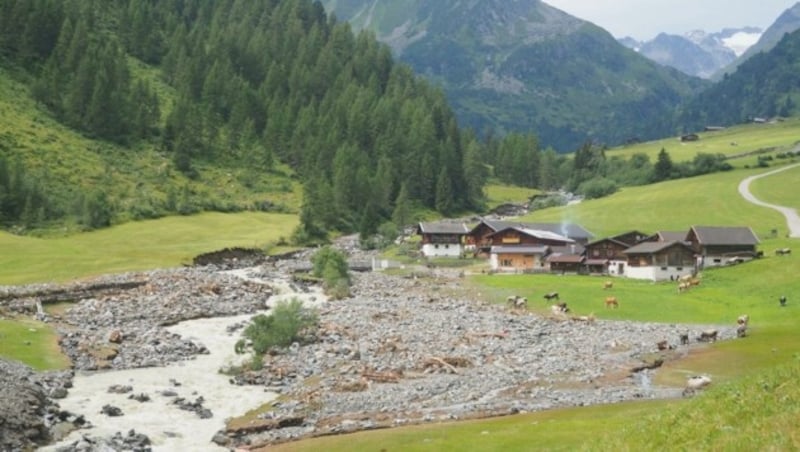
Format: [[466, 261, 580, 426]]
[[737, 163, 800, 238]]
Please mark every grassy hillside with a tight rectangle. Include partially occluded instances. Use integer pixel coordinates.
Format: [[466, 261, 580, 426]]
[[606, 118, 800, 165], [0, 212, 298, 285], [749, 163, 800, 210], [521, 166, 790, 238]]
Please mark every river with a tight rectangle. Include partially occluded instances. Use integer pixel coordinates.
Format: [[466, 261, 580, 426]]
[[41, 269, 325, 451]]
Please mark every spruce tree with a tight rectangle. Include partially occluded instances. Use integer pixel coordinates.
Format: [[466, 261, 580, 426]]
[[653, 148, 674, 182]]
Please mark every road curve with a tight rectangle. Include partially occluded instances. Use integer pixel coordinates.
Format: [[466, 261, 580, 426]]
[[738, 163, 800, 238]]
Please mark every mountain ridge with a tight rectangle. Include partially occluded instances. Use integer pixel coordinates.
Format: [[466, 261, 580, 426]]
[[322, 0, 708, 151]]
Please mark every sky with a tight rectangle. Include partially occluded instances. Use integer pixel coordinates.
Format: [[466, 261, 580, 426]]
[[544, 0, 798, 40]]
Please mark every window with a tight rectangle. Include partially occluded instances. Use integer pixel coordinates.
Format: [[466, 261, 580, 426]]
[[502, 259, 513, 267], [434, 244, 439, 249]]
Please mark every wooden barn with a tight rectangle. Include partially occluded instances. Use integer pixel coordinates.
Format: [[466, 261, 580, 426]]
[[686, 225, 760, 268], [623, 241, 696, 281]]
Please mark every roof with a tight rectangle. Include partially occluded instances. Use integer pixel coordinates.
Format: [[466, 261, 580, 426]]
[[490, 246, 549, 255], [610, 230, 651, 246], [547, 254, 585, 263], [657, 231, 688, 242], [623, 241, 691, 255], [550, 244, 586, 255], [690, 226, 760, 246], [488, 226, 575, 244], [475, 220, 593, 239], [586, 237, 630, 248], [416, 222, 470, 235]]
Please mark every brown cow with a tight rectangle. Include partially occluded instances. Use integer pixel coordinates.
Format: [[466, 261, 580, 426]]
[[603, 280, 613, 290], [678, 282, 690, 293], [604, 296, 618, 308]]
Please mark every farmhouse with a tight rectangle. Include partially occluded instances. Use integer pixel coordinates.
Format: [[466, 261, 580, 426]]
[[415, 222, 470, 258], [466, 219, 593, 257], [623, 241, 696, 281], [686, 225, 760, 268], [546, 245, 586, 274], [585, 230, 650, 276], [487, 227, 574, 272]]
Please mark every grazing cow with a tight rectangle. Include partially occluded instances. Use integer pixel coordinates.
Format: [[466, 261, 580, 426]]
[[679, 274, 693, 283], [736, 324, 748, 338], [737, 314, 749, 327], [679, 333, 690, 345], [656, 340, 671, 351], [543, 291, 560, 302], [698, 329, 718, 342], [506, 295, 528, 309], [604, 296, 618, 309], [603, 280, 613, 290], [678, 282, 690, 293], [780, 295, 787, 307], [775, 248, 791, 256], [689, 278, 701, 286], [686, 375, 712, 390], [550, 301, 569, 314]]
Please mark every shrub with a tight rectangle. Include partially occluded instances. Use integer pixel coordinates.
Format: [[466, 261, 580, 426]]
[[312, 246, 351, 297], [242, 299, 318, 354], [577, 177, 618, 199]]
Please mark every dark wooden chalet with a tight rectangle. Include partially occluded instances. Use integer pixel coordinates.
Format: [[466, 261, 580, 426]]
[[584, 237, 632, 275], [623, 241, 696, 281], [646, 230, 689, 243], [415, 222, 470, 258], [686, 225, 760, 268], [610, 230, 650, 246]]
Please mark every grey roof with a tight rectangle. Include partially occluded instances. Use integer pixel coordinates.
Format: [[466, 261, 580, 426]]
[[490, 246, 549, 254], [624, 241, 691, 255], [547, 254, 585, 263], [657, 231, 688, 242], [417, 222, 470, 235], [479, 220, 593, 239], [511, 227, 575, 244], [586, 237, 630, 248], [690, 226, 760, 245], [550, 244, 586, 255]]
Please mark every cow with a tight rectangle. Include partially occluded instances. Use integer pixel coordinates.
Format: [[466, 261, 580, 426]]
[[736, 324, 748, 338], [603, 280, 613, 290], [698, 329, 718, 342], [737, 315, 749, 327], [685, 375, 712, 391], [656, 340, 671, 351], [506, 295, 528, 309], [604, 296, 618, 309], [543, 291, 560, 302], [678, 282, 690, 293], [679, 333, 690, 345], [775, 248, 791, 256], [780, 295, 787, 307]]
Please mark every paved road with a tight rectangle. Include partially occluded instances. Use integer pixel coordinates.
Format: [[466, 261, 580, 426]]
[[738, 163, 800, 238]]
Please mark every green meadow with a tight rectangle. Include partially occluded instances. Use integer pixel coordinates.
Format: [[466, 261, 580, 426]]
[[0, 212, 299, 285], [606, 117, 800, 164]]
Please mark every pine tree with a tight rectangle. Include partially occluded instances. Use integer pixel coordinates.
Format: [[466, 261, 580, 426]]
[[653, 148, 674, 182], [435, 168, 454, 215], [392, 183, 412, 230]]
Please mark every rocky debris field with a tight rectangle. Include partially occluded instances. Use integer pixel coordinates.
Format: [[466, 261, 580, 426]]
[[2, 266, 274, 371], [218, 270, 737, 448], [0, 358, 77, 451]]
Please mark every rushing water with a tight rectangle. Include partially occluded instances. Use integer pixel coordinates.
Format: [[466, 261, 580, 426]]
[[41, 270, 325, 452]]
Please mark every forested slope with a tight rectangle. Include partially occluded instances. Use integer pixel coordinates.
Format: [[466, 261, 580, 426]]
[[0, 0, 483, 239]]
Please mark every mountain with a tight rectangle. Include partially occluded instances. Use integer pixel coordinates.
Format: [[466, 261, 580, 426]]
[[620, 28, 761, 79], [678, 27, 800, 129], [320, 0, 708, 151], [715, 2, 800, 79]]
